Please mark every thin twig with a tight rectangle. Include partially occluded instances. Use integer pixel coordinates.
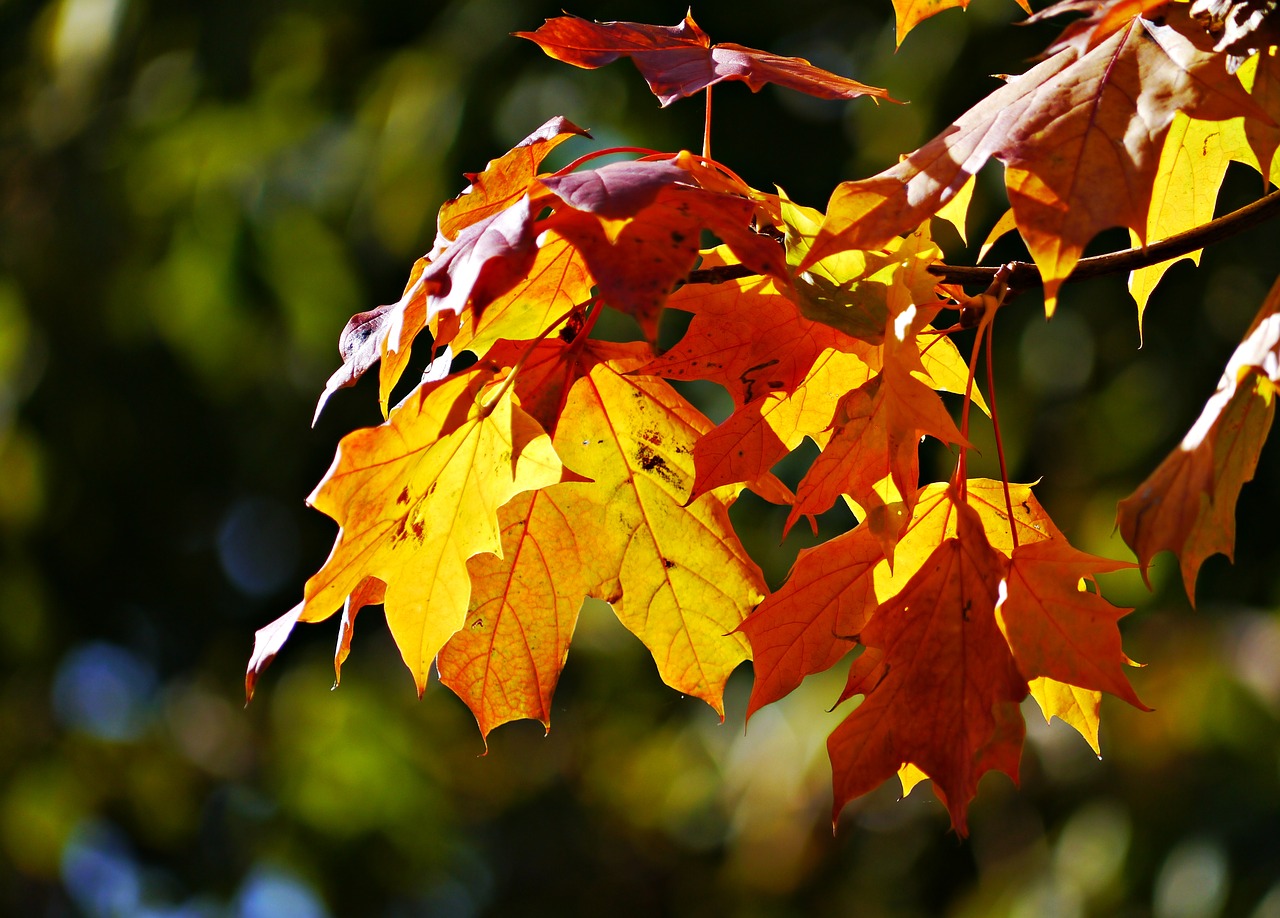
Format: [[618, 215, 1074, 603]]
[[928, 188, 1280, 291], [681, 189, 1280, 290]]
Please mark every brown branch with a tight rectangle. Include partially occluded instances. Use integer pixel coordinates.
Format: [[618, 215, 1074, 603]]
[[928, 188, 1280, 290], [682, 189, 1280, 291], [685, 262, 757, 285]]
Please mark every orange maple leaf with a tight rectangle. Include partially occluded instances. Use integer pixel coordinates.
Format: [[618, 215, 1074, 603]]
[[891, 0, 1031, 48], [1118, 273, 1280, 600], [786, 353, 968, 553], [743, 477, 1139, 829], [437, 487, 607, 740], [828, 497, 1026, 835], [742, 480, 1051, 723], [742, 522, 884, 720], [999, 539, 1146, 709], [516, 12, 897, 107], [805, 6, 1262, 314]]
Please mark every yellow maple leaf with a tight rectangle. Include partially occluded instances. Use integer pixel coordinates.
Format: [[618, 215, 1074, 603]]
[[1128, 112, 1252, 329], [302, 366, 567, 693], [552, 343, 765, 711], [1029, 676, 1104, 755]]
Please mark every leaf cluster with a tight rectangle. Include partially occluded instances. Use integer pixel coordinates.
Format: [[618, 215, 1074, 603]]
[[248, 1, 1280, 834]]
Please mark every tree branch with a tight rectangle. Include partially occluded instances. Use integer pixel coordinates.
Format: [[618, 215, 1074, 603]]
[[930, 188, 1280, 289], [682, 189, 1280, 291]]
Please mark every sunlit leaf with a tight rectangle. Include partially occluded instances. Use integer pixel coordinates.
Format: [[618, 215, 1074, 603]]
[[516, 12, 897, 107], [1118, 274, 1280, 600]]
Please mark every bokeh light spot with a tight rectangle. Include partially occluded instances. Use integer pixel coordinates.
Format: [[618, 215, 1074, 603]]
[[216, 496, 301, 598], [235, 865, 329, 918], [1154, 837, 1230, 918], [52, 642, 155, 741], [60, 819, 142, 918]]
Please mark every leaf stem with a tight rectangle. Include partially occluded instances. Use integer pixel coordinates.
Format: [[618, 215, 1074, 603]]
[[550, 146, 666, 176], [984, 317, 1017, 551], [703, 86, 713, 160], [954, 310, 986, 499]]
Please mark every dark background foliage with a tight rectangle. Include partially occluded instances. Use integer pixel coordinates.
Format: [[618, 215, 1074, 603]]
[[2, 0, 1279, 915]]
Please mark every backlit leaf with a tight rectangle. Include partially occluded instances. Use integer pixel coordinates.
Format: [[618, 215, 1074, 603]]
[[1128, 111, 1250, 325], [1029, 676, 1104, 754], [1118, 273, 1280, 600], [301, 367, 567, 693], [549, 341, 766, 711], [891, 0, 1031, 49], [806, 7, 1261, 315], [516, 13, 896, 107], [828, 498, 1026, 835], [438, 488, 603, 739]]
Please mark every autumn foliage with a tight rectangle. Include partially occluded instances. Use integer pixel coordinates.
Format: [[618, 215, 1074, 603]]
[[248, 2, 1280, 834]]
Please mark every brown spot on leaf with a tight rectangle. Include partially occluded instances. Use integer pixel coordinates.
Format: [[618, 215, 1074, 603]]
[[634, 443, 683, 489]]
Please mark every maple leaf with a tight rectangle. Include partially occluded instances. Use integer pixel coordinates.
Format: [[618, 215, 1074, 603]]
[[546, 340, 766, 709], [1128, 111, 1251, 324], [743, 474, 1141, 828], [891, 0, 1031, 48], [314, 117, 587, 418], [805, 6, 1262, 314], [786, 351, 969, 554], [441, 334, 763, 726], [299, 366, 569, 693], [540, 157, 787, 342], [1029, 676, 1105, 754], [998, 540, 1146, 710], [1117, 273, 1280, 600], [741, 522, 884, 720], [828, 497, 1026, 835], [436, 487, 605, 740], [744, 480, 1051, 722], [516, 12, 897, 107], [454, 336, 768, 713]]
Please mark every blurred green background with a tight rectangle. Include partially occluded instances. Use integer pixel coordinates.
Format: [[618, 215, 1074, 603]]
[[3, 0, 1280, 914]]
